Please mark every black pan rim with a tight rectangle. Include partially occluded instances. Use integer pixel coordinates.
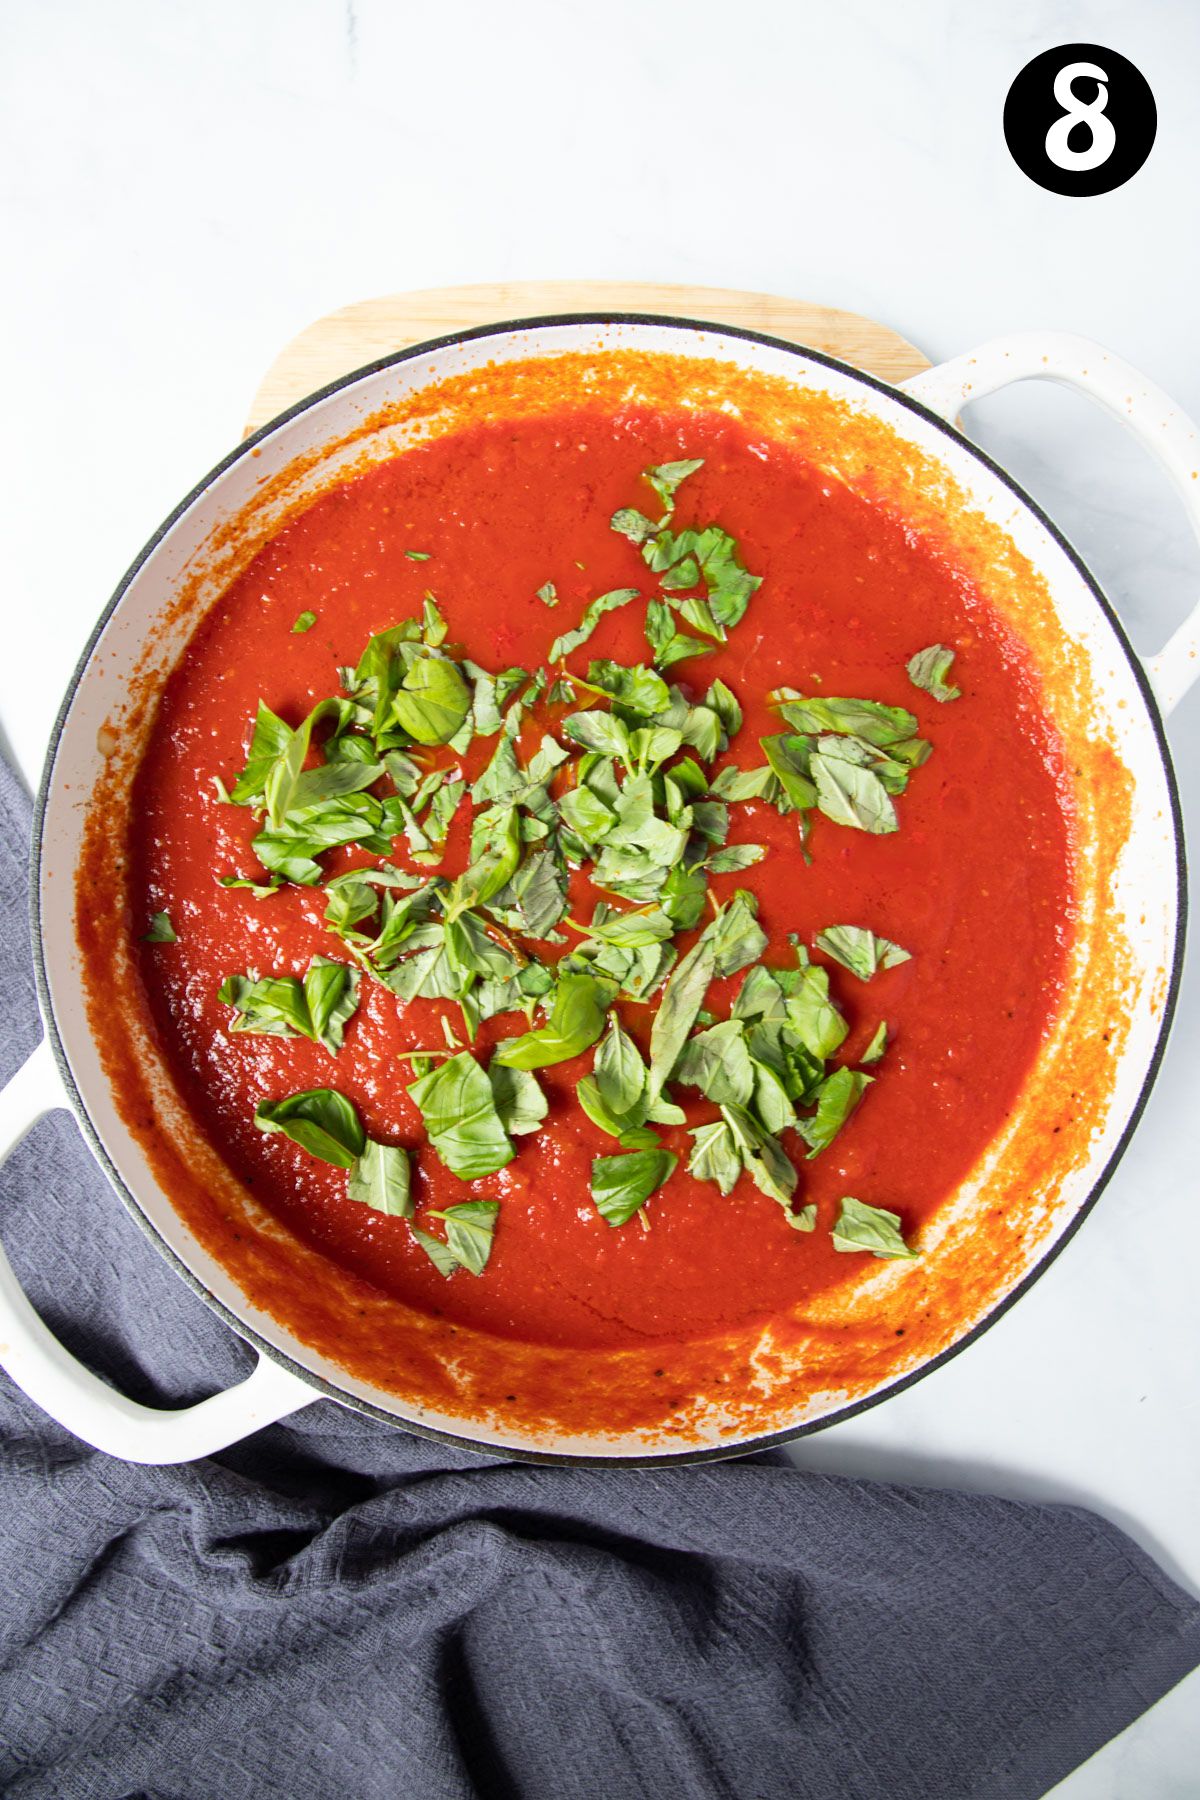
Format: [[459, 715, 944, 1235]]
[[27, 310, 1189, 1466]]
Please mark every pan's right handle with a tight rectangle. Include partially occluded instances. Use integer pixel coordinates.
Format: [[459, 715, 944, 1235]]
[[0, 1036, 317, 1463], [902, 332, 1200, 717]]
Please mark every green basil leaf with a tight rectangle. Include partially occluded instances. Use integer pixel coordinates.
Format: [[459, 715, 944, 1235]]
[[407, 1051, 514, 1179], [686, 1119, 742, 1195], [832, 1194, 918, 1260], [303, 957, 361, 1052], [761, 734, 818, 810], [255, 1088, 366, 1169], [421, 597, 448, 646], [798, 1067, 872, 1158], [648, 937, 716, 1100], [815, 925, 911, 980], [291, 610, 316, 633], [709, 763, 781, 804], [425, 1200, 500, 1275], [580, 907, 674, 949], [487, 1063, 548, 1136], [674, 702, 723, 763], [392, 655, 470, 745], [220, 971, 313, 1038], [488, 847, 569, 938], [230, 701, 294, 807], [752, 1057, 797, 1135], [786, 1203, 818, 1233], [785, 963, 849, 1059], [405, 549, 432, 561], [143, 911, 177, 943], [586, 660, 673, 717], [594, 1016, 648, 1118], [549, 588, 640, 663], [347, 1140, 412, 1216], [731, 966, 786, 1023], [453, 806, 522, 910], [645, 458, 704, 510], [703, 890, 768, 977], [536, 580, 558, 607], [674, 1019, 755, 1108], [492, 972, 610, 1069], [719, 1105, 798, 1206], [644, 598, 713, 668], [659, 861, 709, 930], [705, 843, 765, 874], [218, 956, 360, 1055], [775, 693, 918, 747], [611, 506, 659, 546], [563, 710, 631, 760], [411, 1226, 462, 1278], [590, 1148, 678, 1227], [907, 643, 961, 703], [288, 758, 385, 812], [218, 875, 281, 900], [860, 1021, 889, 1065], [811, 751, 898, 834], [707, 679, 742, 740], [558, 784, 617, 843]]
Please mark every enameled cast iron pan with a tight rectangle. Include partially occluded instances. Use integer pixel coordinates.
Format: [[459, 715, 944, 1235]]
[[1, 319, 1195, 1463]]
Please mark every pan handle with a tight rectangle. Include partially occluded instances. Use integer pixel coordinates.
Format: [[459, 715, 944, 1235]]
[[901, 332, 1200, 717], [0, 1036, 317, 1463]]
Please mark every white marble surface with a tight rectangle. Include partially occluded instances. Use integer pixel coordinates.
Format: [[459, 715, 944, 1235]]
[[2, 2, 1198, 1792]]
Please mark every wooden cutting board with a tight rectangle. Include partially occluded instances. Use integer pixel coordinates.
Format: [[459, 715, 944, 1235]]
[[244, 282, 930, 435]]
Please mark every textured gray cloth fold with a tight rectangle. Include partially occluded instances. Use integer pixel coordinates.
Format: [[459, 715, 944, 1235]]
[[0, 752, 1197, 1800]]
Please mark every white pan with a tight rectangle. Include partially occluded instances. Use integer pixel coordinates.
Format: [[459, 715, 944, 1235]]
[[1, 321, 1195, 1463]]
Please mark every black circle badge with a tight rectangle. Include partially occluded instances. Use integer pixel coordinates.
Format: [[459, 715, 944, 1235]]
[[1004, 44, 1156, 196]]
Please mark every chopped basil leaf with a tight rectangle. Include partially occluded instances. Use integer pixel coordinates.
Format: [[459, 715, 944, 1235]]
[[774, 693, 918, 747], [907, 643, 961, 703], [704, 890, 768, 977], [815, 925, 911, 980], [797, 1067, 872, 1158], [347, 1140, 412, 1216], [492, 971, 610, 1069], [219, 956, 359, 1055], [648, 937, 716, 1100], [674, 1019, 755, 1108], [645, 458, 704, 509], [255, 1088, 366, 1169], [832, 1194, 918, 1260], [720, 1104, 797, 1206], [291, 611, 316, 633], [536, 581, 558, 607], [785, 963, 849, 1060], [860, 1021, 889, 1065], [811, 751, 898, 835], [425, 1200, 499, 1274], [549, 588, 640, 663], [143, 911, 177, 943], [705, 843, 765, 874], [487, 1063, 548, 1136], [686, 1119, 742, 1194], [411, 1226, 461, 1278], [591, 1148, 678, 1227], [392, 654, 471, 745], [405, 549, 431, 561], [406, 1051, 514, 1179]]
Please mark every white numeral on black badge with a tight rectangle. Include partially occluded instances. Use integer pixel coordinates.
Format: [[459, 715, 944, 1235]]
[[1044, 61, 1117, 172]]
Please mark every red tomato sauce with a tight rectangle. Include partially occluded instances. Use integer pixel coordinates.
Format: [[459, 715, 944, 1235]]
[[128, 407, 1074, 1353]]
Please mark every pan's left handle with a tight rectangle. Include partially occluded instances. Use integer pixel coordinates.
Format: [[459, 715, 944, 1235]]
[[901, 332, 1200, 718], [0, 1036, 317, 1464]]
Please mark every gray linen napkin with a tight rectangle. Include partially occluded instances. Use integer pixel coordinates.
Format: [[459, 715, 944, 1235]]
[[1, 752, 1197, 1800]]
